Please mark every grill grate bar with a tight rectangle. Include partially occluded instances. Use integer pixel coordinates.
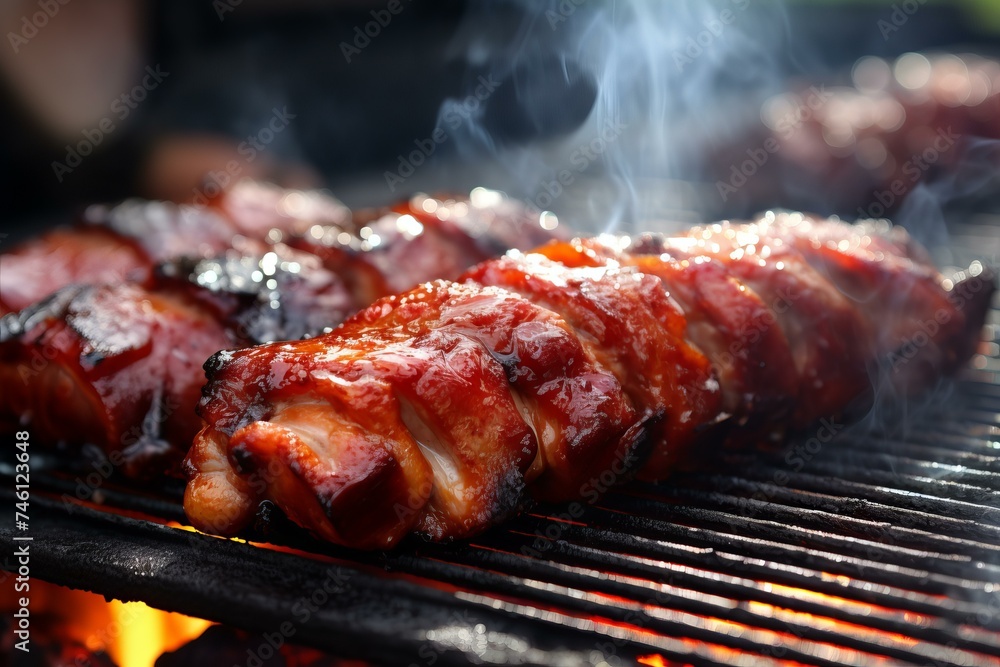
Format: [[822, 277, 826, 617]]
[[726, 456, 1000, 505], [31, 480, 1000, 660], [0, 464, 187, 522], [957, 380, 1000, 398], [626, 484, 1000, 555], [4, 493, 731, 667], [679, 474, 1000, 544], [955, 398, 1000, 414], [392, 545, 1000, 663], [729, 441, 1000, 485], [887, 427, 1000, 452], [414, 561, 881, 667], [19, 466, 1000, 663], [428, 564, 978, 666], [808, 454, 1000, 491], [822, 437, 1000, 473], [695, 467, 1000, 524], [244, 499, 1000, 662], [590, 496, 1000, 583], [13, 463, 1000, 631], [504, 515, 1000, 627], [904, 419, 1000, 442], [949, 410, 1000, 427]]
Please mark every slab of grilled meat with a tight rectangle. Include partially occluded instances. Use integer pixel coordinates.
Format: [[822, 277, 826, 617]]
[[1, 185, 557, 314], [0, 185, 561, 477], [185, 213, 995, 549], [0, 182, 351, 315], [0, 243, 352, 477]]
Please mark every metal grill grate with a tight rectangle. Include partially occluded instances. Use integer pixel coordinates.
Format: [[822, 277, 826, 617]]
[[3, 243, 999, 667]]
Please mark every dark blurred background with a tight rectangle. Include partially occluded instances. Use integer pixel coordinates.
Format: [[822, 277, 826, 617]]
[[0, 0, 998, 237]]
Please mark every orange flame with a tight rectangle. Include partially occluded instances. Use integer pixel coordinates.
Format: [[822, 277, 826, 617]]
[[103, 598, 212, 667], [2, 579, 211, 667]]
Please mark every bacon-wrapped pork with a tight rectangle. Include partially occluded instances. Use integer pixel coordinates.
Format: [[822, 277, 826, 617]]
[[0, 182, 352, 315], [0, 243, 352, 476], [0, 185, 561, 476], [185, 213, 995, 548]]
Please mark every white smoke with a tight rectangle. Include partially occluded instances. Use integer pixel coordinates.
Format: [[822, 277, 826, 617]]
[[437, 0, 789, 233]]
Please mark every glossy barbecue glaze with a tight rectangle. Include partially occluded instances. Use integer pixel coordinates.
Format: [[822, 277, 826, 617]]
[[0, 198, 238, 315], [185, 214, 995, 548], [190, 281, 648, 548], [0, 284, 232, 476], [0, 246, 352, 476], [0, 227, 150, 315], [0, 186, 562, 480]]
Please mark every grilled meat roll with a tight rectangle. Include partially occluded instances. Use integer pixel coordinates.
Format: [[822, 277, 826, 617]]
[[0, 202, 233, 315], [0, 181, 343, 315], [0, 185, 557, 316], [185, 213, 995, 549], [288, 190, 566, 303], [0, 185, 561, 477], [0, 245, 351, 477]]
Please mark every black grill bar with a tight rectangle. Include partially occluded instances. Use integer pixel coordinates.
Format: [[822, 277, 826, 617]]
[[781, 451, 1000, 490], [695, 467, 1000, 525], [230, 493, 1000, 663], [2, 495, 711, 667], [0, 460, 1000, 628], [895, 428, 1000, 453], [0, 464, 188, 523], [627, 486, 1000, 559], [499, 511, 1000, 628], [730, 458, 1000, 506], [584, 497, 1000, 585], [395, 543, 1000, 662], [805, 437, 1000, 473], [683, 474, 1000, 542], [395, 556, 974, 667]]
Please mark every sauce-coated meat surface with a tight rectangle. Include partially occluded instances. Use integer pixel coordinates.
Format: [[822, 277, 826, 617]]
[[0, 185, 562, 478], [186, 213, 995, 548]]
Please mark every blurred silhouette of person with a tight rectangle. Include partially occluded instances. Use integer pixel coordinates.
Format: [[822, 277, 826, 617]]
[[0, 0, 461, 226]]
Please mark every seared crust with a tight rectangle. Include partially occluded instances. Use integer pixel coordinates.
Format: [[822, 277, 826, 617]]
[[0, 246, 353, 477], [185, 214, 995, 548], [0, 187, 565, 487], [0, 283, 233, 476]]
